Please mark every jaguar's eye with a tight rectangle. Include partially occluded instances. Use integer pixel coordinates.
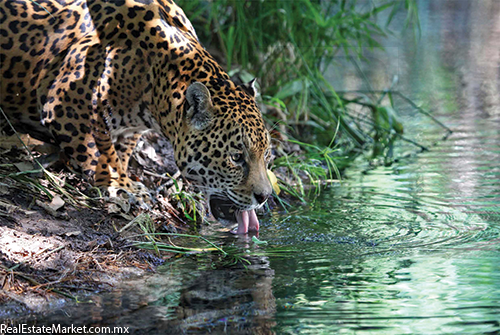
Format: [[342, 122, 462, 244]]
[[231, 152, 245, 164]]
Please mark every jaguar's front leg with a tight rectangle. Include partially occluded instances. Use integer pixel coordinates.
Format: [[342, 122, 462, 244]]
[[45, 113, 151, 209], [93, 130, 152, 207]]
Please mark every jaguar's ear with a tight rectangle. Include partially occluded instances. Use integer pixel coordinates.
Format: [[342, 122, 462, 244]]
[[241, 78, 257, 98], [185, 82, 213, 131]]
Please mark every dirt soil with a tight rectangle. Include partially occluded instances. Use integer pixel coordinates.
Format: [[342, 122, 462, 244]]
[[0, 132, 193, 317]]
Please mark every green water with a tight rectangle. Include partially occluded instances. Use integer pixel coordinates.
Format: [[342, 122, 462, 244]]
[[7, 1, 500, 334]]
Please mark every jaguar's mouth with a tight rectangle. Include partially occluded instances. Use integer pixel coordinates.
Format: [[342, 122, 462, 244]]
[[209, 196, 259, 234], [209, 196, 238, 222]]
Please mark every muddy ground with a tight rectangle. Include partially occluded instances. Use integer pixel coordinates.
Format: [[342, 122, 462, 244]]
[[0, 132, 200, 317]]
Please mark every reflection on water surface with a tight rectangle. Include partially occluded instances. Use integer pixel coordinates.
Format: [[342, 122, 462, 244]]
[[5, 1, 500, 334]]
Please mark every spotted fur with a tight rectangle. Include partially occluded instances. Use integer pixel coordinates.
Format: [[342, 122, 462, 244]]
[[0, 0, 272, 210]]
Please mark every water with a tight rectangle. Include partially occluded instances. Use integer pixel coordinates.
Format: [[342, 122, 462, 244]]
[[7, 1, 500, 333]]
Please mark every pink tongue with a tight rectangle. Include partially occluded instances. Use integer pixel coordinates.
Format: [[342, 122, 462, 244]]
[[236, 210, 260, 234]]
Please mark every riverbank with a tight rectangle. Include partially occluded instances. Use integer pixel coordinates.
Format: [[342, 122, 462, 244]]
[[0, 132, 202, 315]]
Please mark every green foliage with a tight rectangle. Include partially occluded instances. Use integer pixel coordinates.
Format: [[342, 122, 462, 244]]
[[177, 0, 419, 197], [273, 138, 341, 200], [130, 231, 256, 266], [169, 177, 204, 224]]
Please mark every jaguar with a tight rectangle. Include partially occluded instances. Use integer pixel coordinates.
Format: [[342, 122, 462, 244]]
[[0, 0, 272, 233]]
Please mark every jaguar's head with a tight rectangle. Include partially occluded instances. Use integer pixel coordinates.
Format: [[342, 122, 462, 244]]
[[175, 81, 272, 233]]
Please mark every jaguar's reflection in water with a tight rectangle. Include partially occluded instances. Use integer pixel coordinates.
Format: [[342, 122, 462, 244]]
[[175, 248, 276, 334]]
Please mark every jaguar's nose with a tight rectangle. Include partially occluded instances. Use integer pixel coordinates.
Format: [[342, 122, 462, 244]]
[[254, 191, 270, 205]]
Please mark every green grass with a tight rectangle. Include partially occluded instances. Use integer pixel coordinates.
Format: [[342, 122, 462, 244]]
[[128, 217, 254, 266], [168, 177, 205, 224], [177, 0, 422, 198]]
